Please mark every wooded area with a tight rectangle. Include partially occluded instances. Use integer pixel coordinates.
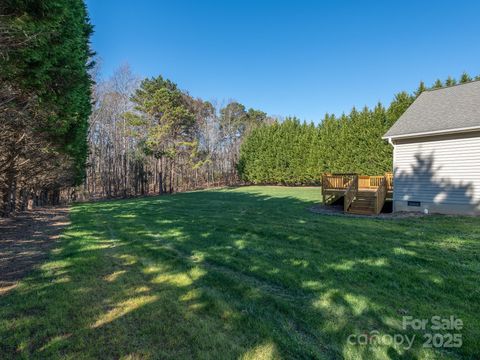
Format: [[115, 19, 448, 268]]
[[83, 65, 273, 200]]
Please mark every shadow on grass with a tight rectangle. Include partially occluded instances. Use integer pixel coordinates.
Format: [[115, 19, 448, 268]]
[[0, 207, 70, 295], [0, 187, 479, 359]]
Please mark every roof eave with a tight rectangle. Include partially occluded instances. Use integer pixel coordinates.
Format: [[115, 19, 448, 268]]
[[382, 125, 480, 141]]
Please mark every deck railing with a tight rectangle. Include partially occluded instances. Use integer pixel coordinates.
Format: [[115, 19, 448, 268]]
[[385, 172, 393, 191], [343, 175, 359, 212], [374, 177, 387, 214], [323, 173, 393, 191], [322, 173, 356, 190], [358, 175, 386, 189]]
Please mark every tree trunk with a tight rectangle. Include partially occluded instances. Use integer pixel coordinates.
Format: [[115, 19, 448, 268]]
[[169, 159, 174, 194], [2, 157, 16, 217]]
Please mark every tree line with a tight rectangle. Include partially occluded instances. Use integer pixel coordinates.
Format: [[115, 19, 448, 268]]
[[238, 73, 480, 185], [1, 1, 478, 214], [0, 0, 93, 216], [82, 65, 273, 200]]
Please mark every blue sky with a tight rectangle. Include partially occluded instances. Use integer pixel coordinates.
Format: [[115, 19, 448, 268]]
[[86, 0, 480, 122]]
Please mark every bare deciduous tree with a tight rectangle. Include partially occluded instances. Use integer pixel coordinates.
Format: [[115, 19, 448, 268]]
[[82, 65, 273, 200]]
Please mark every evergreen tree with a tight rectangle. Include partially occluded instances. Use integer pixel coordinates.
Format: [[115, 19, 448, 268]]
[[238, 86, 424, 184], [445, 76, 457, 87], [414, 81, 427, 96], [0, 0, 93, 215], [460, 72, 472, 83], [387, 92, 414, 123], [128, 76, 197, 193], [433, 79, 443, 89], [1, 0, 94, 183]]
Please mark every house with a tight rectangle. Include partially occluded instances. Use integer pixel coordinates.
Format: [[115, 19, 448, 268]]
[[383, 80, 480, 215]]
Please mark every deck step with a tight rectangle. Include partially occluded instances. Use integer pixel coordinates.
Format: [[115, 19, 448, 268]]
[[351, 200, 374, 205], [348, 190, 377, 214], [356, 193, 375, 198], [350, 203, 375, 209], [351, 205, 374, 210], [353, 199, 374, 204], [348, 208, 376, 215], [349, 209, 376, 214]]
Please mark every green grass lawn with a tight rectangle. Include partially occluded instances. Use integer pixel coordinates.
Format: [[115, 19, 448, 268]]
[[1, 186, 479, 359]]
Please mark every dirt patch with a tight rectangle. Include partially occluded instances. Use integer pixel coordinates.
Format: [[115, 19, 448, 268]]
[[0, 207, 69, 295]]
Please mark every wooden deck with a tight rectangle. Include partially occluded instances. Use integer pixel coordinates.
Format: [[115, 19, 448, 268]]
[[322, 173, 393, 215]]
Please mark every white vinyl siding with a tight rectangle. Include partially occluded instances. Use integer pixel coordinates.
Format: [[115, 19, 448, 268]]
[[393, 132, 480, 213]]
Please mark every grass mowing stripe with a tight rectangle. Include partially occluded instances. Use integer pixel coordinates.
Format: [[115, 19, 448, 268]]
[[1, 186, 479, 359]]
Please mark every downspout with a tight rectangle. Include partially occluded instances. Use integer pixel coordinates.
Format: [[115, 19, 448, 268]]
[[387, 137, 395, 213]]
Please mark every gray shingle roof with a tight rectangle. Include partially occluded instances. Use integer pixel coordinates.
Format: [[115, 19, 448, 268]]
[[383, 80, 480, 139]]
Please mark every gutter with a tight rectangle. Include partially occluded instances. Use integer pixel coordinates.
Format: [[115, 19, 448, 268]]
[[381, 125, 480, 141]]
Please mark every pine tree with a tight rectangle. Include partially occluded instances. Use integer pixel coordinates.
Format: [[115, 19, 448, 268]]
[[415, 81, 427, 97], [433, 79, 443, 89], [445, 76, 457, 87], [128, 75, 197, 193], [460, 72, 472, 83]]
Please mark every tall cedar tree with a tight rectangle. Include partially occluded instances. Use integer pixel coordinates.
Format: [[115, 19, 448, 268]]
[[1, 0, 94, 182], [0, 0, 93, 215]]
